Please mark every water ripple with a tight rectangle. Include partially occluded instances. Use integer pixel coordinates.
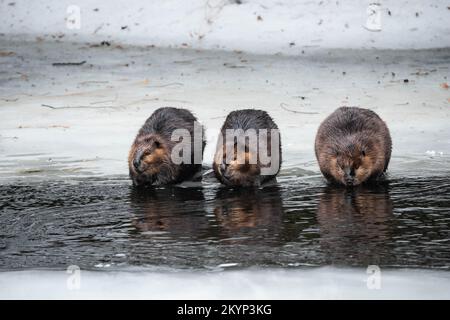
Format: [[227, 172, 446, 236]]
[[0, 175, 449, 270]]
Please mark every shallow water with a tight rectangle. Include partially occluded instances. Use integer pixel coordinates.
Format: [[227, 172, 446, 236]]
[[1, 172, 449, 271]]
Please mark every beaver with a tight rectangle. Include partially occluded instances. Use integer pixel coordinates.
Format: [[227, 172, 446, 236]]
[[128, 107, 205, 186], [315, 106, 392, 186], [213, 109, 281, 187]]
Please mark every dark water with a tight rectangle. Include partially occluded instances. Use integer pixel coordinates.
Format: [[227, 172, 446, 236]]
[[1, 174, 450, 271]]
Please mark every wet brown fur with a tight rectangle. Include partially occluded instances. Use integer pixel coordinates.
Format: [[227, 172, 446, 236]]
[[128, 107, 205, 186], [213, 109, 281, 187], [315, 107, 392, 186]]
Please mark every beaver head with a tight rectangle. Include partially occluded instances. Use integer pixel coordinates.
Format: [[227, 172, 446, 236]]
[[128, 134, 178, 185], [214, 142, 261, 187], [328, 138, 381, 186]]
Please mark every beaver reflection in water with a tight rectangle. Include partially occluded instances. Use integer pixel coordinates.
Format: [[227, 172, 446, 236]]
[[130, 186, 209, 238], [316, 184, 393, 264], [315, 107, 392, 186], [128, 107, 205, 186], [213, 187, 283, 238], [213, 109, 282, 187]]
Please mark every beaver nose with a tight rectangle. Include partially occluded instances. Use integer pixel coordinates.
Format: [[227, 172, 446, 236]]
[[133, 158, 141, 172], [344, 167, 355, 177], [220, 163, 230, 178], [219, 163, 233, 183], [133, 149, 145, 172], [344, 168, 355, 186]]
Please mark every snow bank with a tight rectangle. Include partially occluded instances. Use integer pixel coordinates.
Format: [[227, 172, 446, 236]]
[[1, 267, 450, 299], [1, 0, 449, 54]]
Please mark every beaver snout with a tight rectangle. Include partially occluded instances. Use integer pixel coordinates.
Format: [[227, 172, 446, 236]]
[[218, 163, 241, 182], [344, 177, 354, 186], [219, 163, 230, 182], [344, 167, 355, 186], [132, 150, 145, 173], [133, 159, 140, 172], [219, 161, 261, 186]]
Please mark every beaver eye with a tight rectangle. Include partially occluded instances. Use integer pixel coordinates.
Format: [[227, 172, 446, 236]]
[[154, 141, 161, 148], [361, 150, 366, 157]]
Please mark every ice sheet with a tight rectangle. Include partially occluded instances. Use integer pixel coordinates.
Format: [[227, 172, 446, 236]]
[[1, 267, 449, 299]]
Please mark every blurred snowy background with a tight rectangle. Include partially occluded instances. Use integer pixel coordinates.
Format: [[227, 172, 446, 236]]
[[1, 0, 449, 54]]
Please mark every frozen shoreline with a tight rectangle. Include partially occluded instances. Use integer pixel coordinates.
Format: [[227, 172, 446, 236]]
[[0, 40, 449, 182], [1, 267, 450, 299]]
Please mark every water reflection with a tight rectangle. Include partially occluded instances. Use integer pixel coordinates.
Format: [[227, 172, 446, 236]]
[[213, 186, 284, 244], [130, 186, 210, 240], [1, 176, 449, 270], [316, 184, 394, 265], [129, 185, 285, 244]]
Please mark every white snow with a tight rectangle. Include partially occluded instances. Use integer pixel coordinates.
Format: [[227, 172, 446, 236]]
[[1, 0, 449, 54], [425, 150, 444, 157], [1, 267, 449, 299]]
